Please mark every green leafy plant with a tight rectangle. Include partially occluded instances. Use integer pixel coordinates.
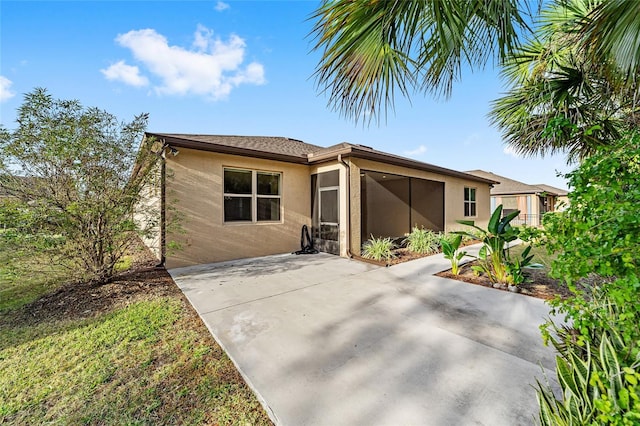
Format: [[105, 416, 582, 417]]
[[0, 88, 161, 283], [536, 136, 640, 424], [504, 245, 541, 285], [362, 235, 396, 262], [543, 136, 639, 288], [404, 226, 440, 255], [537, 283, 640, 425], [440, 234, 467, 275], [457, 205, 535, 285]]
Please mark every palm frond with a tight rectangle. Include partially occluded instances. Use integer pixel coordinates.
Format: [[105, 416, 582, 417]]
[[581, 0, 640, 81], [310, 0, 529, 123]]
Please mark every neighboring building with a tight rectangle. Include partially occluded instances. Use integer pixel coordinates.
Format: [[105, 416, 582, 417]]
[[466, 170, 569, 227], [141, 133, 496, 268]]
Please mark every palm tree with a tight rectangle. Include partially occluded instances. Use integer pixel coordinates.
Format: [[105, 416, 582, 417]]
[[581, 0, 640, 83], [311, 0, 640, 158], [489, 0, 639, 162], [310, 0, 530, 123]]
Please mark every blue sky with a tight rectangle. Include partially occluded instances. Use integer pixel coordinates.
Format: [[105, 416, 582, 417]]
[[1, 0, 570, 189]]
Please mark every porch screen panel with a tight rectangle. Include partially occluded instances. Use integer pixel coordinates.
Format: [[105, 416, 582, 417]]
[[311, 170, 340, 228], [410, 179, 444, 232], [311, 170, 340, 253], [361, 172, 410, 238]]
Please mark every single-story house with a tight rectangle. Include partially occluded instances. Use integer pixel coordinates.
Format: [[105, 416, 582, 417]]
[[141, 133, 497, 268], [465, 170, 569, 227]]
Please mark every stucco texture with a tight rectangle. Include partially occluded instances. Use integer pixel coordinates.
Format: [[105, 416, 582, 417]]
[[165, 149, 311, 268]]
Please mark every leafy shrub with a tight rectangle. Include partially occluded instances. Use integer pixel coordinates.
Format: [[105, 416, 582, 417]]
[[404, 227, 440, 255], [0, 89, 160, 283], [537, 135, 640, 424], [440, 234, 467, 275], [457, 205, 537, 285], [543, 136, 639, 287], [362, 235, 396, 262], [538, 279, 640, 425]]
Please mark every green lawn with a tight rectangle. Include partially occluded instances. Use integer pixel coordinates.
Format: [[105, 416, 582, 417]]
[[509, 243, 557, 269], [0, 242, 69, 311], [0, 243, 272, 425]]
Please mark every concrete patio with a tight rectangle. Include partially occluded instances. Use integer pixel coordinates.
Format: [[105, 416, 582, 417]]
[[169, 248, 557, 426]]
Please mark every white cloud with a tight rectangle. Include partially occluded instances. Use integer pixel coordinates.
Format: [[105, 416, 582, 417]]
[[111, 26, 265, 100], [503, 145, 522, 158], [101, 60, 149, 87], [0, 76, 16, 102], [404, 145, 427, 157], [192, 24, 214, 51], [214, 1, 230, 11]]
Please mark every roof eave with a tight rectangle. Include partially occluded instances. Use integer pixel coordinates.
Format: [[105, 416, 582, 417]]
[[146, 133, 498, 184], [342, 147, 498, 184], [147, 133, 310, 165]]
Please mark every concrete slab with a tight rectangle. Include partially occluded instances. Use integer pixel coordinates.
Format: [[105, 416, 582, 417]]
[[170, 250, 557, 426]]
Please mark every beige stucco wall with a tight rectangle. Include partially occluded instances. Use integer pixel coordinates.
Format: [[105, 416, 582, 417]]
[[347, 158, 492, 255], [165, 148, 311, 268]]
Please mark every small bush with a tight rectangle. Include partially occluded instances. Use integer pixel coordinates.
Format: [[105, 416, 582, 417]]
[[404, 227, 440, 255], [440, 234, 467, 275], [538, 279, 640, 425], [362, 235, 396, 262]]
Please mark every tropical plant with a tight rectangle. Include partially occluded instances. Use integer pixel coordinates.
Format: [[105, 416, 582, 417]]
[[456, 205, 530, 285], [362, 235, 396, 262], [536, 135, 640, 424], [541, 134, 640, 349], [580, 0, 640, 82], [310, 0, 529, 122], [404, 226, 440, 255], [440, 234, 467, 275], [490, 0, 639, 162], [0, 88, 160, 283], [503, 245, 538, 285], [537, 282, 640, 425], [311, 0, 640, 131]]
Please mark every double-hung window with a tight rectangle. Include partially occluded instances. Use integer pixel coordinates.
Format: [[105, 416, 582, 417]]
[[224, 168, 281, 222], [464, 187, 476, 217]]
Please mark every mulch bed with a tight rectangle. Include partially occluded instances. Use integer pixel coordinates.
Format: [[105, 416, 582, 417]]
[[436, 261, 573, 300], [355, 240, 573, 301]]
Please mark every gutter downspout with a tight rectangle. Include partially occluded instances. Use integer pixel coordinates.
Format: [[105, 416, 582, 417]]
[[159, 152, 166, 266], [338, 154, 353, 258], [153, 139, 167, 267]]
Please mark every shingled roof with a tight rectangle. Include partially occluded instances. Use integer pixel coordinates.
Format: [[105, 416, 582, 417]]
[[147, 133, 324, 164], [147, 133, 497, 184], [534, 184, 569, 196], [466, 170, 568, 196]]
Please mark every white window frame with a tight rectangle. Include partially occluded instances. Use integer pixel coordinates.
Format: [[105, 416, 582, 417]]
[[464, 187, 477, 217], [223, 168, 282, 223]]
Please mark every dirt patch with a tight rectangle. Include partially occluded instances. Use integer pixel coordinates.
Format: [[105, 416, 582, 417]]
[[436, 261, 574, 300]]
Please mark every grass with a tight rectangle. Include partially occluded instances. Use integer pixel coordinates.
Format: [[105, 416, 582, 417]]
[[0, 243, 69, 311], [0, 241, 272, 425], [508, 244, 557, 269]]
